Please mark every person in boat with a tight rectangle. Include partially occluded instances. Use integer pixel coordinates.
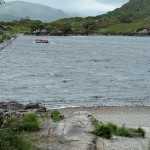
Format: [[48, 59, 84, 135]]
[[35, 39, 49, 43]]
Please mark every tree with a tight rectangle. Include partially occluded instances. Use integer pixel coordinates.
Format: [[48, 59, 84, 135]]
[[0, 0, 5, 4], [0, 0, 16, 46]]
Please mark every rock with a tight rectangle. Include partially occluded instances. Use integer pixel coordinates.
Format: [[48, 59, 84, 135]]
[[0, 101, 25, 111], [24, 103, 46, 112], [39, 111, 96, 150], [139, 29, 148, 34], [37, 111, 150, 150]]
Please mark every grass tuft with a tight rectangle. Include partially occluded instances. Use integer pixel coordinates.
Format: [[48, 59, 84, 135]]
[[137, 128, 145, 138], [8, 113, 40, 132], [106, 123, 118, 133], [22, 113, 39, 131], [50, 110, 63, 122], [116, 127, 132, 137], [94, 124, 112, 139], [92, 121, 145, 139]]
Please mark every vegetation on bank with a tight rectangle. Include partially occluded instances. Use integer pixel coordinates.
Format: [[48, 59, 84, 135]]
[[0, 129, 39, 150], [92, 119, 145, 139], [0, 113, 40, 150], [7, 113, 40, 132], [0, 110, 64, 150], [0, 109, 147, 149], [0, 32, 16, 44], [1, 0, 150, 36], [50, 110, 64, 122]]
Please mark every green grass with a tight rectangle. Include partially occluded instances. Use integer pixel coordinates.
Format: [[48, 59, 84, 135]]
[[97, 22, 142, 34], [94, 124, 112, 139], [116, 127, 132, 137], [0, 129, 39, 150], [11, 25, 30, 33], [93, 121, 145, 139], [106, 123, 118, 134], [137, 128, 145, 138], [50, 110, 63, 122], [129, 127, 145, 138], [8, 113, 40, 132], [0, 114, 41, 150], [22, 114, 40, 131], [0, 31, 16, 44]]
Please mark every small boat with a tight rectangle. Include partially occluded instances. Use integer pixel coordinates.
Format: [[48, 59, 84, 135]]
[[35, 39, 49, 43]]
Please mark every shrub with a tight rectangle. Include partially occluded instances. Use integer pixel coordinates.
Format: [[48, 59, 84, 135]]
[[106, 123, 117, 133], [137, 128, 145, 138], [50, 110, 63, 122], [8, 117, 23, 131], [116, 127, 132, 137], [130, 127, 145, 138], [8, 113, 39, 132], [94, 124, 112, 139], [92, 121, 145, 139], [22, 114, 39, 131], [0, 129, 37, 150]]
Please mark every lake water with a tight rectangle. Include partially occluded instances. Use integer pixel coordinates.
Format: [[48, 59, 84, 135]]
[[0, 35, 150, 108]]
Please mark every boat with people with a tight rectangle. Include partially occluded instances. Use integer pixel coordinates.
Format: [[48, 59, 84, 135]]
[[35, 39, 49, 43]]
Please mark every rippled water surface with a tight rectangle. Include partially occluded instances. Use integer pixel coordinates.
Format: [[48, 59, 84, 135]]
[[0, 35, 150, 108]]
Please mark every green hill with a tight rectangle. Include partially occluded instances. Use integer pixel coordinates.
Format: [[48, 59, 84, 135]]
[[103, 0, 150, 19], [45, 0, 150, 35]]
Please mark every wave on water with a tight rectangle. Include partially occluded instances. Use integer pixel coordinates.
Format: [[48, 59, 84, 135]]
[[0, 35, 150, 108]]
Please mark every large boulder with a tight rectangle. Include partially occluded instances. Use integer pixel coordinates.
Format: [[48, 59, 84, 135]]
[[24, 103, 46, 112], [0, 101, 25, 111], [138, 29, 149, 34], [29, 110, 150, 150], [39, 111, 96, 150]]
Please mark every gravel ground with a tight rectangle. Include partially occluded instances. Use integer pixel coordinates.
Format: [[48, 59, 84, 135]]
[[58, 106, 150, 137]]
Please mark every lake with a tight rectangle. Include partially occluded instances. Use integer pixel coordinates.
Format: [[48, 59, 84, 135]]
[[0, 35, 150, 108]]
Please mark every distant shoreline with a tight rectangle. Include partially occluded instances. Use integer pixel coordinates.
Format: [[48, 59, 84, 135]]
[[23, 32, 150, 37]]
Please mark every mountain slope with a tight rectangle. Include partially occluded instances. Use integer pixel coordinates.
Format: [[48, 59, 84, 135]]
[[46, 0, 150, 35], [0, 14, 20, 22], [100, 0, 150, 19], [0, 1, 71, 22]]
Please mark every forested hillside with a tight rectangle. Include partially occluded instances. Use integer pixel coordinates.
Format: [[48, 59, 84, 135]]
[[1, 0, 150, 36], [45, 0, 150, 35]]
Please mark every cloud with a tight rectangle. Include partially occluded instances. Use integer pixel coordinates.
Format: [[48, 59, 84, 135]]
[[5, 0, 128, 16], [47, 0, 128, 15], [71, 0, 118, 14]]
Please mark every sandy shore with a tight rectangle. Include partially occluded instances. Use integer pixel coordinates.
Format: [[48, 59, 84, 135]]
[[58, 106, 150, 129]]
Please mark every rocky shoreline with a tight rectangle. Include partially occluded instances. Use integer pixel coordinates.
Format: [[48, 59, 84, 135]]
[[24, 28, 150, 36], [1, 101, 150, 150]]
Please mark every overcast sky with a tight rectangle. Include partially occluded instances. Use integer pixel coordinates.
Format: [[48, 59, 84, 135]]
[[5, 0, 129, 16]]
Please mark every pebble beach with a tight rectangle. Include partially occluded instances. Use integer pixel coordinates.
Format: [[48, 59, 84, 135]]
[[59, 106, 150, 133]]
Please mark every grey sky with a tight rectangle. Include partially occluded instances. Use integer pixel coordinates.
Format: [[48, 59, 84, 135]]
[[5, 0, 129, 16]]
